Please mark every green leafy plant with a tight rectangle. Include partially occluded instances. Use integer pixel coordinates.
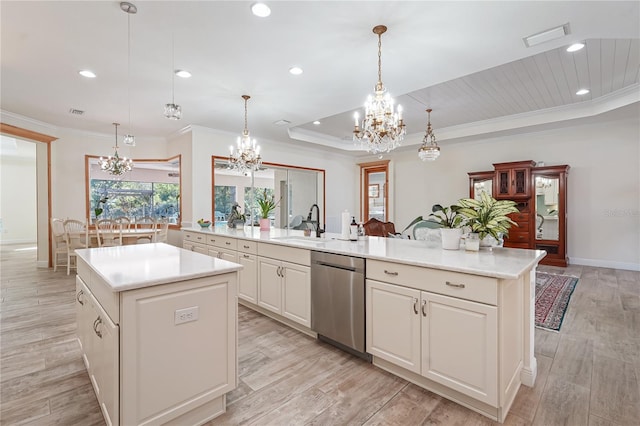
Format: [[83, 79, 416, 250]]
[[457, 192, 519, 240], [428, 204, 465, 229], [257, 189, 280, 219], [94, 196, 109, 218]]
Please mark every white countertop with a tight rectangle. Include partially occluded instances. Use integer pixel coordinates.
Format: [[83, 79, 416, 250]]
[[184, 226, 546, 280], [75, 243, 242, 292]]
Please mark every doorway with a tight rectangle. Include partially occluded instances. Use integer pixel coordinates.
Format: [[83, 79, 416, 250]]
[[359, 160, 389, 222]]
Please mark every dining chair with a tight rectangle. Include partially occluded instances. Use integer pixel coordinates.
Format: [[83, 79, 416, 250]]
[[96, 219, 123, 247], [63, 219, 88, 275], [154, 219, 169, 243], [412, 220, 443, 240], [136, 216, 156, 244], [51, 218, 67, 272], [114, 216, 132, 230], [362, 218, 399, 237]]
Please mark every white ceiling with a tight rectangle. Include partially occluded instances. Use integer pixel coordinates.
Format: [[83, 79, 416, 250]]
[[1, 1, 639, 153]]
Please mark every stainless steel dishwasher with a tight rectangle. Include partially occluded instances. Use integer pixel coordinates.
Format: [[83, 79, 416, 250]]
[[311, 251, 369, 360]]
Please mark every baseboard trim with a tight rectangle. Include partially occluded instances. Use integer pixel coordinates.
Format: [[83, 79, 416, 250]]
[[0, 239, 37, 245], [520, 356, 538, 387], [570, 257, 640, 272], [36, 260, 49, 269]]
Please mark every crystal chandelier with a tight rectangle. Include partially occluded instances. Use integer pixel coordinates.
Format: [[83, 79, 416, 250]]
[[417, 108, 440, 161], [353, 25, 405, 155], [99, 123, 133, 176], [121, 2, 136, 146], [229, 95, 262, 175], [164, 34, 182, 120]]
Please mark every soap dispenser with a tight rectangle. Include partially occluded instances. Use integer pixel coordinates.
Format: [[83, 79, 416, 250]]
[[349, 217, 358, 241]]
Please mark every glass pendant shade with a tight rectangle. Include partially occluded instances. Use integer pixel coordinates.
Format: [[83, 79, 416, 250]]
[[123, 133, 135, 146], [417, 108, 440, 161], [229, 95, 262, 175], [164, 102, 182, 120], [353, 25, 405, 154], [99, 123, 133, 176]]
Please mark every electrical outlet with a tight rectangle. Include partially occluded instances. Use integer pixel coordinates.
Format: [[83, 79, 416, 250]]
[[174, 306, 198, 325]]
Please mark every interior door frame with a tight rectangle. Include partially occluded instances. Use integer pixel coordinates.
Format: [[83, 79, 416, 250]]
[[359, 160, 390, 222]]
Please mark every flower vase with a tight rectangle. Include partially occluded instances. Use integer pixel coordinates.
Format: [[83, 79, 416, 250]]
[[440, 228, 463, 250], [259, 218, 270, 231]]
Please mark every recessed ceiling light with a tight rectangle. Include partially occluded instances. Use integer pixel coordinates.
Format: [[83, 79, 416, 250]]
[[289, 66, 303, 75], [251, 2, 271, 17], [175, 70, 191, 78], [566, 43, 585, 52], [576, 89, 590, 95], [313, 121, 320, 125], [79, 70, 96, 78]]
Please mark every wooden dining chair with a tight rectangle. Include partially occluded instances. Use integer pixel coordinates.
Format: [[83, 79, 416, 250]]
[[135, 216, 156, 244], [51, 218, 67, 272], [96, 219, 123, 247], [362, 218, 399, 237], [114, 216, 132, 230], [63, 219, 88, 275]]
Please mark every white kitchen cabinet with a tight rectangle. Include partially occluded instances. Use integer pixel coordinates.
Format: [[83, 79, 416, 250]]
[[366, 259, 520, 422], [75, 245, 239, 426], [256, 243, 311, 329], [237, 252, 258, 304], [208, 247, 238, 263]]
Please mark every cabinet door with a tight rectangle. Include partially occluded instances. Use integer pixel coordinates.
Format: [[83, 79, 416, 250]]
[[421, 292, 497, 406], [93, 307, 120, 426], [238, 253, 258, 304], [258, 258, 282, 314], [512, 168, 530, 196], [75, 276, 89, 356], [184, 240, 207, 254], [281, 262, 310, 327], [366, 280, 421, 374]]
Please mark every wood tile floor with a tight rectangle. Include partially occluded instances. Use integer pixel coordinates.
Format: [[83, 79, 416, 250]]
[[1, 244, 638, 425]]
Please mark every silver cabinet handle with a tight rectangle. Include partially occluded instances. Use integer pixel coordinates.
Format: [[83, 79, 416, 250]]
[[276, 266, 281, 277], [217, 252, 223, 259], [413, 298, 419, 314], [384, 270, 398, 276], [421, 300, 427, 317], [446, 281, 466, 289], [93, 316, 103, 338], [76, 289, 84, 305]]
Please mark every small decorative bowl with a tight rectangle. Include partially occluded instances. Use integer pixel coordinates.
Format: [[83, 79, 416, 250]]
[[198, 222, 211, 228]]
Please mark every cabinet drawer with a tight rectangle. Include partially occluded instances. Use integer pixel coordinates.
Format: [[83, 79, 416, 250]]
[[510, 213, 530, 223], [237, 240, 258, 254], [78, 258, 91, 284], [258, 243, 310, 266], [367, 260, 497, 305], [183, 231, 206, 244], [504, 231, 530, 244], [88, 272, 120, 324], [207, 235, 237, 250], [504, 242, 530, 249]]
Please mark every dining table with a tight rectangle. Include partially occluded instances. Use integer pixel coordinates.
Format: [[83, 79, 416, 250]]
[[72, 228, 159, 247]]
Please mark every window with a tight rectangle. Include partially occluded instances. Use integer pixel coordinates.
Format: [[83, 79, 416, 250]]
[[85, 155, 181, 225]]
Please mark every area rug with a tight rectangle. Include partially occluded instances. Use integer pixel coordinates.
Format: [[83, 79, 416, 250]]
[[535, 272, 579, 332]]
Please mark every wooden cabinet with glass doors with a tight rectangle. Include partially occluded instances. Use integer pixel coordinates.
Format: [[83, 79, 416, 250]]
[[468, 161, 569, 267]]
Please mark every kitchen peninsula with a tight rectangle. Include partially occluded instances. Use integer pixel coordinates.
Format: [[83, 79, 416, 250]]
[[183, 225, 546, 423], [74, 243, 241, 426]]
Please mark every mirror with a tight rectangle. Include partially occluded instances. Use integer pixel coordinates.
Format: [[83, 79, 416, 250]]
[[534, 175, 559, 240], [212, 157, 325, 230], [85, 155, 181, 225], [360, 160, 389, 222]]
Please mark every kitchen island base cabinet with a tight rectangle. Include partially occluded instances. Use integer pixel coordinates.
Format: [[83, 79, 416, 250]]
[[366, 259, 525, 423], [75, 248, 238, 426]]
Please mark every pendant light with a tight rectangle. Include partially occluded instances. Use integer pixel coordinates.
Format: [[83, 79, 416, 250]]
[[353, 25, 405, 155], [417, 109, 440, 161], [98, 123, 133, 176], [229, 95, 262, 175], [121, 2, 136, 146], [164, 33, 182, 120]]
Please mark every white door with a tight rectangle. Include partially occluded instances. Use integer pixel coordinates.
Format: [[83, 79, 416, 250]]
[[281, 262, 310, 327], [238, 253, 258, 304], [93, 307, 120, 426], [421, 291, 498, 406], [257, 258, 282, 314], [366, 280, 421, 374]]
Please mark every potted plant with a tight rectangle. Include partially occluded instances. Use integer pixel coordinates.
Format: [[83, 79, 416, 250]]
[[457, 191, 519, 247], [256, 190, 280, 231], [227, 202, 246, 228], [428, 204, 466, 250], [94, 196, 109, 221]]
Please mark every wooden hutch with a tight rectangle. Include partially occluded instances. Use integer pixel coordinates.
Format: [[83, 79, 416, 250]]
[[468, 160, 570, 267]]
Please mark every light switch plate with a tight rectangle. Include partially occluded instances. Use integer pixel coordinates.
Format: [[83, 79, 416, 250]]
[[174, 306, 199, 325]]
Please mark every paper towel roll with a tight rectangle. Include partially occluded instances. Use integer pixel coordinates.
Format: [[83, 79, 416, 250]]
[[341, 210, 351, 240]]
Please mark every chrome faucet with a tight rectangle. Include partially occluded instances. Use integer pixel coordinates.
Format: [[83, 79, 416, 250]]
[[307, 204, 323, 237]]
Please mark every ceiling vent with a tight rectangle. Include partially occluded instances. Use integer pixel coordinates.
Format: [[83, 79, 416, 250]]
[[69, 108, 85, 115], [273, 119, 291, 126], [523, 23, 570, 48]]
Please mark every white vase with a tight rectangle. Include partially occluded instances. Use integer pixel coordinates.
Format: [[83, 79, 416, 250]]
[[440, 228, 463, 250]]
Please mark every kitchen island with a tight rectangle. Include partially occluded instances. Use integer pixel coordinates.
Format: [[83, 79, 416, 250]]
[[183, 225, 546, 423], [74, 243, 241, 426]]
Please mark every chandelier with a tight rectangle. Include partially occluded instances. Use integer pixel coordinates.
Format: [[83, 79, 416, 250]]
[[121, 2, 136, 146], [229, 95, 262, 175], [417, 108, 440, 161], [164, 33, 182, 120], [353, 25, 405, 155], [99, 123, 133, 176]]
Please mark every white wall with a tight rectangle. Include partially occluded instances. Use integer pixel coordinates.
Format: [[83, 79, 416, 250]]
[[0, 137, 37, 244], [389, 104, 640, 270]]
